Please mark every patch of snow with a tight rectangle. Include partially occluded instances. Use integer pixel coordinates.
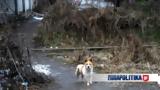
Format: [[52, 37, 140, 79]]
[[78, 0, 114, 9], [33, 16, 44, 21], [32, 64, 51, 76]]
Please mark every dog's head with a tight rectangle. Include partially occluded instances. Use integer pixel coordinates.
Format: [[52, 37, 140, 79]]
[[84, 57, 93, 72]]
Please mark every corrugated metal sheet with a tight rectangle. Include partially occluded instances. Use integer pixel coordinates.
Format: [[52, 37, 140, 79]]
[[17, 0, 23, 12], [24, 0, 30, 11], [0, 0, 35, 14]]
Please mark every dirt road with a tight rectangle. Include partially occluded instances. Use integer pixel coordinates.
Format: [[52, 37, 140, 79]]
[[12, 18, 159, 90]]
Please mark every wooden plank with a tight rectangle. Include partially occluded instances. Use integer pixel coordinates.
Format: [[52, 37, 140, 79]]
[[31, 45, 160, 51], [31, 46, 119, 51]]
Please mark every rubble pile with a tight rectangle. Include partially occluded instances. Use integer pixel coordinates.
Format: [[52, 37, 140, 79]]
[[0, 36, 46, 90]]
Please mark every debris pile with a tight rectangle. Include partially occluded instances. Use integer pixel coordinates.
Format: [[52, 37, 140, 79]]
[[0, 36, 46, 90]]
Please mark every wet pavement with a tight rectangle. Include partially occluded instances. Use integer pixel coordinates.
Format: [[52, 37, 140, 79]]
[[31, 52, 160, 90], [13, 18, 160, 90]]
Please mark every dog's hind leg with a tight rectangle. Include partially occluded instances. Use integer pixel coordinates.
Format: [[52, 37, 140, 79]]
[[81, 74, 84, 79], [75, 68, 80, 78]]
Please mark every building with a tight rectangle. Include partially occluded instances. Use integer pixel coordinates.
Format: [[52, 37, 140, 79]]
[[0, 0, 37, 24], [0, 0, 37, 15]]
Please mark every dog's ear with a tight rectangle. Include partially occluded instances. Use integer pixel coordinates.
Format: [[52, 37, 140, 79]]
[[86, 57, 93, 62], [84, 56, 89, 62], [84, 59, 88, 62], [89, 57, 93, 62]]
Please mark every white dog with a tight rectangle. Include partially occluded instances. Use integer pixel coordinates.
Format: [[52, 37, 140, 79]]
[[75, 57, 93, 86]]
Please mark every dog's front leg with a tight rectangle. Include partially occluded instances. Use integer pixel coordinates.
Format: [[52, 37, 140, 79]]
[[85, 75, 90, 86], [86, 75, 92, 86], [87, 82, 90, 86], [89, 75, 93, 85]]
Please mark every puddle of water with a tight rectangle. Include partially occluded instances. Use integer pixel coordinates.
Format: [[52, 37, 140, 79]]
[[52, 72, 63, 77]]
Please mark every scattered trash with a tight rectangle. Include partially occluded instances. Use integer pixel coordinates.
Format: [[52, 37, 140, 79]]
[[0, 36, 46, 89], [32, 12, 44, 21]]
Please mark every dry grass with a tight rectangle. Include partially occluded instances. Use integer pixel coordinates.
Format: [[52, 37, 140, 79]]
[[54, 47, 159, 73], [35, 0, 160, 73], [35, 0, 142, 47]]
